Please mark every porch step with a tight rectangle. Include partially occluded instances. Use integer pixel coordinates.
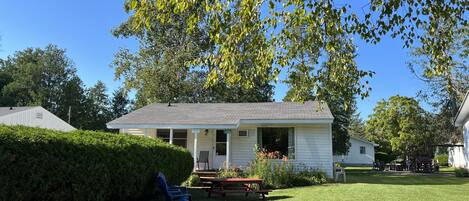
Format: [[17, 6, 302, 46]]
[[195, 171, 218, 178]]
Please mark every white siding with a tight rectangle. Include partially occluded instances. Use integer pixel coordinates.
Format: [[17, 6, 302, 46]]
[[333, 138, 375, 165], [230, 127, 257, 168], [295, 124, 333, 178], [465, 121, 469, 169], [458, 120, 469, 169], [448, 146, 466, 168], [450, 119, 469, 169], [0, 107, 75, 132], [117, 124, 334, 177]]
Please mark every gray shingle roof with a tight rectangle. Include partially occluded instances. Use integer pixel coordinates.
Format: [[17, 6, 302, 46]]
[[0, 107, 37, 117], [107, 101, 333, 128]]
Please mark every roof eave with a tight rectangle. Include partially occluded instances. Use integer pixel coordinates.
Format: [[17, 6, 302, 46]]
[[106, 123, 239, 129], [350, 135, 378, 146], [238, 118, 334, 125], [107, 118, 334, 129]]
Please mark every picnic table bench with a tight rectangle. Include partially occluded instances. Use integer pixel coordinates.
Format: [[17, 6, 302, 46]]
[[205, 178, 272, 200]]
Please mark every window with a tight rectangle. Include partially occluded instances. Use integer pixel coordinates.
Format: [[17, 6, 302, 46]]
[[257, 127, 295, 159], [156, 129, 170, 143], [360, 146, 366, 154], [216, 130, 227, 155], [156, 129, 187, 148], [238, 130, 248, 137], [173, 129, 187, 148]]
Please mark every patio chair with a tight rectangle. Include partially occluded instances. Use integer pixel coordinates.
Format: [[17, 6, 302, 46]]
[[197, 151, 209, 170], [156, 172, 192, 201]]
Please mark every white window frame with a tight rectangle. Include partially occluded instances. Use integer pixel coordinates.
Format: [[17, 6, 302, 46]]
[[360, 146, 366, 154]]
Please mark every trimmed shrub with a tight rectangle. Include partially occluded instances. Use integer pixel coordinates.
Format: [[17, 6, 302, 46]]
[[455, 168, 469, 177], [292, 168, 327, 186], [434, 154, 449, 166], [0, 125, 193, 201]]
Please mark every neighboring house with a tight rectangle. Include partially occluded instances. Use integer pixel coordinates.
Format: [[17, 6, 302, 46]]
[[0, 106, 76, 132], [452, 92, 469, 169], [107, 101, 335, 177], [333, 136, 378, 166]]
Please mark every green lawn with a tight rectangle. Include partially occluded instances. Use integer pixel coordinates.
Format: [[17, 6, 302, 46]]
[[190, 167, 469, 201]]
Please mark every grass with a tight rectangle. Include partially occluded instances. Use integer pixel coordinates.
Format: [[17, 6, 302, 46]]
[[190, 167, 469, 201]]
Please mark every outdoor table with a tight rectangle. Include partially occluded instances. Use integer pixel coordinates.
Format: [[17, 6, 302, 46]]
[[205, 178, 271, 200]]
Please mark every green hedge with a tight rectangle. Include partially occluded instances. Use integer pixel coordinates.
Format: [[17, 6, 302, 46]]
[[0, 125, 193, 201], [455, 168, 469, 177], [434, 154, 449, 166]]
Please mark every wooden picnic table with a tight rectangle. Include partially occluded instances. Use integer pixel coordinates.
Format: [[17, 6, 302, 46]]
[[205, 178, 272, 200]]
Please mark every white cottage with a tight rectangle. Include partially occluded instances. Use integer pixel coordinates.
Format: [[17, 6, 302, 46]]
[[452, 92, 469, 169], [333, 136, 378, 166], [0, 106, 76, 132], [107, 101, 335, 177]]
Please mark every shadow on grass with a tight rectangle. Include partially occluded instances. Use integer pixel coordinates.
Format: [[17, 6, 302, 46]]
[[345, 170, 469, 186], [267, 195, 293, 200], [189, 189, 293, 201]]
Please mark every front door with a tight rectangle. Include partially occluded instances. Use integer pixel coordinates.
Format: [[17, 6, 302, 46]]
[[213, 130, 227, 169]]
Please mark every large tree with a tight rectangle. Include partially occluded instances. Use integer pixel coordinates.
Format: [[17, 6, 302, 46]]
[[408, 25, 469, 143], [121, 0, 467, 107], [283, 36, 370, 154], [0, 66, 14, 106], [365, 95, 436, 162], [0, 45, 131, 131], [113, 1, 274, 107], [0, 45, 89, 126], [0, 45, 77, 109]]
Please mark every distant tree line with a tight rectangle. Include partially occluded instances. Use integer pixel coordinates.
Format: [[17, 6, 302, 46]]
[[0, 45, 132, 131]]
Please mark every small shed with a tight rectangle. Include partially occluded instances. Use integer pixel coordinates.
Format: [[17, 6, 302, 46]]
[[0, 106, 76, 132]]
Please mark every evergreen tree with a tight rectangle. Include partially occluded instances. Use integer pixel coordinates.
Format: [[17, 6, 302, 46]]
[[348, 106, 366, 139], [110, 87, 132, 120], [56, 77, 89, 129], [84, 81, 111, 131]]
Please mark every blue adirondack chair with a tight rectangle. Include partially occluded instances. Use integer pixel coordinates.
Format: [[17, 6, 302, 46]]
[[156, 172, 192, 201]]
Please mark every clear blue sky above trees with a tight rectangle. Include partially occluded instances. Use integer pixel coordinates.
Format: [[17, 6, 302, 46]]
[[0, 0, 428, 119]]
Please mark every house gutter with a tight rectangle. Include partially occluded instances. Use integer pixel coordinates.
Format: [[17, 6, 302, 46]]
[[106, 118, 334, 130]]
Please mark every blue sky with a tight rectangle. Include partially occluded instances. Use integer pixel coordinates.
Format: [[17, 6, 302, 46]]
[[0, 0, 428, 119]]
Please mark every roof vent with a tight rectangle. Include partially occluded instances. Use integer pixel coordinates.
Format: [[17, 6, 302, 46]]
[[9, 107, 13, 110]]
